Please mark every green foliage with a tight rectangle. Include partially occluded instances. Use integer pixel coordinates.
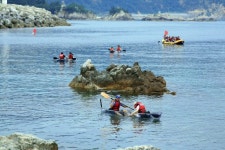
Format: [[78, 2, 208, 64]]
[[45, 1, 61, 14], [8, 0, 91, 15], [109, 6, 128, 15], [64, 3, 89, 14], [46, 0, 225, 14], [8, 0, 46, 7]]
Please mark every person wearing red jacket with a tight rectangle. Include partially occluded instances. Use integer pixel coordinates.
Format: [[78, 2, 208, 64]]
[[59, 52, 65, 60], [109, 95, 122, 111], [129, 101, 146, 116], [116, 45, 122, 52], [68, 52, 74, 59]]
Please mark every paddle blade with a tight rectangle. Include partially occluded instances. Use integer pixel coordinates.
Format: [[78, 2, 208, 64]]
[[101, 92, 110, 99], [53, 57, 58, 59], [100, 99, 102, 108]]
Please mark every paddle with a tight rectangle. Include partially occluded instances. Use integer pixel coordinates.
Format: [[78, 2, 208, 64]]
[[100, 99, 102, 108], [100, 92, 134, 110]]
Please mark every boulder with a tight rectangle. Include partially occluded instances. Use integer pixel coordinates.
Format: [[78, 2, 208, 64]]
[[0, 133, 58, 150], [117, 145, 160, 150], [69, 59, 171, 95]]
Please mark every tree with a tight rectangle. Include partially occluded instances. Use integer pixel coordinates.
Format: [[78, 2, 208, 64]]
[[45, 1, 61, 14], [64, 3, 89, 14], [8, 0, 46, 6], [109, 6, 128, 15]]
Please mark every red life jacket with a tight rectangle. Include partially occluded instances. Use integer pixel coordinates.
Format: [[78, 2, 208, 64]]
[[111, 100, 120, 111], [59, 54, 65, 59], [134, 102, 146, 113], [68, 54, 73, 59]]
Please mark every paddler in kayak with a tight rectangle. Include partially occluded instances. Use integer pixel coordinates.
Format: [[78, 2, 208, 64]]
[[116, 45, 122, 53], [59, 52, 66, 60], [68, 52, 74, 59], [129, 101, 147, 117], [109, 47, 115, 53], [109, 95, 127, 116]]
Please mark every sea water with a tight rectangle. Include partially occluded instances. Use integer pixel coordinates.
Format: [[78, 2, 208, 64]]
[[0, 21, 225, 150]]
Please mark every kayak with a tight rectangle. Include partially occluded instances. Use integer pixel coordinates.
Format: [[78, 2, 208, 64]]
[[102, 109, 162, 120], [162, 39, 184, 45], [53, 57, 76, 63]]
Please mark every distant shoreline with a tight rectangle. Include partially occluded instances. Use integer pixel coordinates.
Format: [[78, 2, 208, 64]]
[[61, 11, 220, 21]]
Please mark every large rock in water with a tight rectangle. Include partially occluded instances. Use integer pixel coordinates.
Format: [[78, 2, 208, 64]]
[[69, 59, 170, 95], [0, 133, 58, 150]]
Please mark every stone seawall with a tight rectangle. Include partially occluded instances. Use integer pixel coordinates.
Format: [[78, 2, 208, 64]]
[[0, 4, 70, 29]]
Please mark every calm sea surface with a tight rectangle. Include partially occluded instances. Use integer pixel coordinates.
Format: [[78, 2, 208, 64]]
[[0, 21, 225, 150]]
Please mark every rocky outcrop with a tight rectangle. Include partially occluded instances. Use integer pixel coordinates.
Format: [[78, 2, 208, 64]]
[[117, 145, 160, 150], [69, 59, 172, 95], [104, 11, 134, 21], [0, 4, 70, 29], [0, 133, 58, 150], [58, 12, 97, 20]]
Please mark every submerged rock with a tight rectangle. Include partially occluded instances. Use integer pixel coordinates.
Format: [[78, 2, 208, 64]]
[[69, 59, 171, 95], [0, 133, 58, 150]]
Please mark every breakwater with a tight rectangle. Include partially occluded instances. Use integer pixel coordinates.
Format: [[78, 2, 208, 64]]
[[0, 4, 70, 29]]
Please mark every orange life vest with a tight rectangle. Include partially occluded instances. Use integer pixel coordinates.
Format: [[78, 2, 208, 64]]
[[59, 54, 65, 59], [68, 54, 73, 59], [134, 102, 146, 113], [111, 100, 120, 111]]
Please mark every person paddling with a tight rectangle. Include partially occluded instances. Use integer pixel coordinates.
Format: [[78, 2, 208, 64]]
[[109, 47, 114, 53], [116, 45, 122, 52], [129, 101, 147, 117], [68, 52, 74, 59], [59, 52, 66, 60], [109, 95, 127, 116]]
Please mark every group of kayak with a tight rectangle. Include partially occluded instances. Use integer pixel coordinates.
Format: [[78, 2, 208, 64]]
[[100, 92, 162, 121], [108, 45, 126, 53], [53, 52, 76, 63]]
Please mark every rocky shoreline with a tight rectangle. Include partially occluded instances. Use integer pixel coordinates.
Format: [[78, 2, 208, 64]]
[[1, 4, 223, 29], [0, 133, 58, 150], [0, 4, 70, 29], [0, 133, 160, 150]]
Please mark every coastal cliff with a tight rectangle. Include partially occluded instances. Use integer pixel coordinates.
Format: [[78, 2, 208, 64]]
[[0, 4, 70, 29]]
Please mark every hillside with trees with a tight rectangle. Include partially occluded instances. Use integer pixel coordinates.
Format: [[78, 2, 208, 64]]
[[6, 0, 225, 20], [45, 0, 225, 14]]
